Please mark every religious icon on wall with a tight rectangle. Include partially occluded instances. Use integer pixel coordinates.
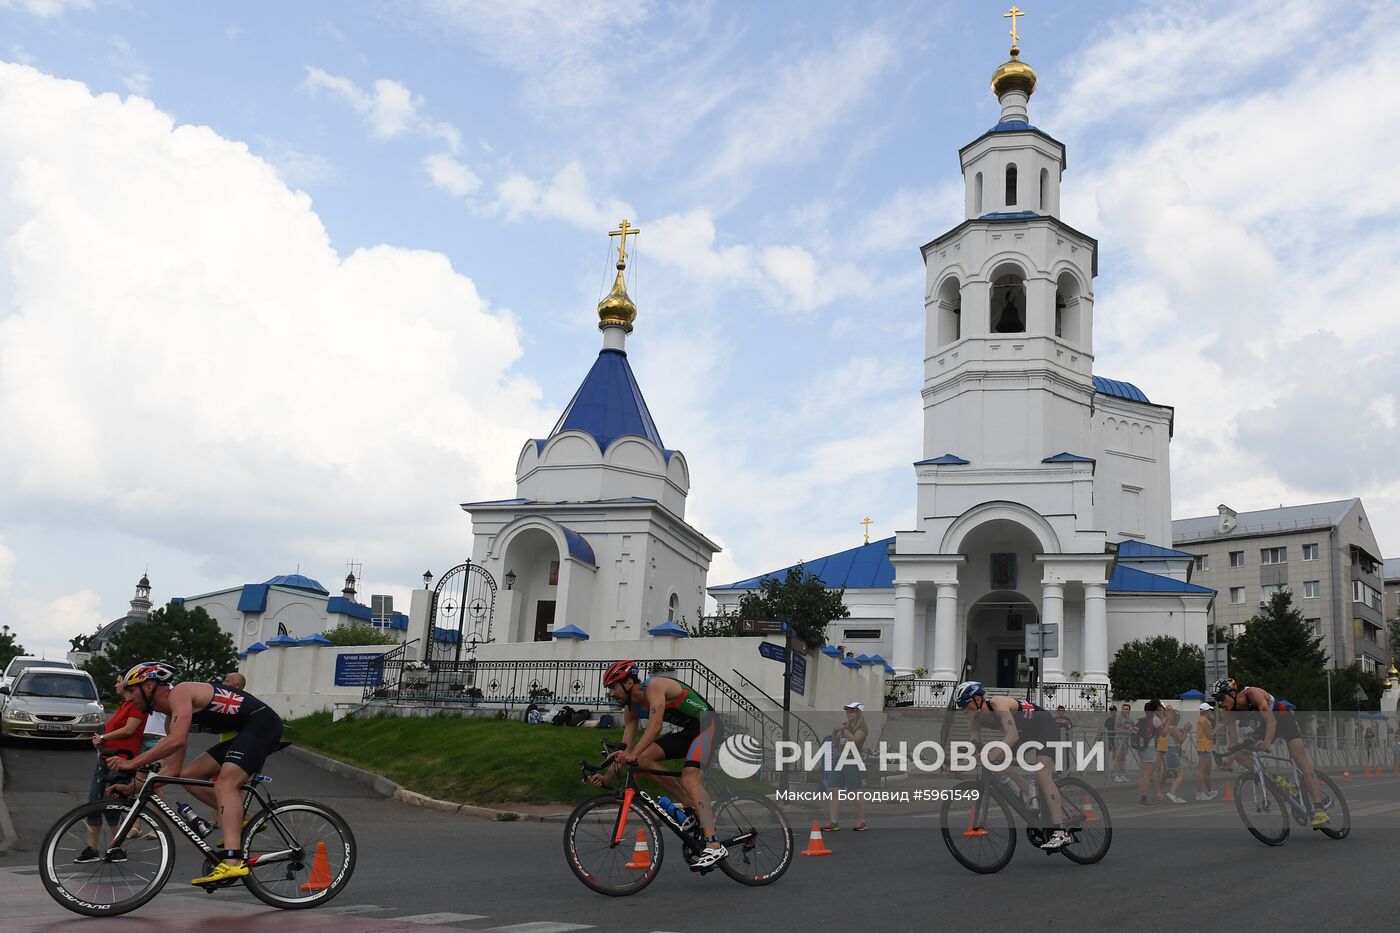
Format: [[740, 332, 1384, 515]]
[[549, 561, 560, 586], [1006, 613, 1023, 632], [991, 553, 1017, 589]]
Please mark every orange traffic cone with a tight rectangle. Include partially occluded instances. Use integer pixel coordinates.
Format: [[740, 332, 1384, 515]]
[[961, 807, 988, 838], [1391, 763, 1398, 776], [1343, 770, 1353, 783], [624, 830, 652, 870], [299, 842, 332, 892], [800, 820, 833, 856], [1221, 782, 1234, 802], [1363, 766, 1373, 777], [1082, 796, 1100, 823]]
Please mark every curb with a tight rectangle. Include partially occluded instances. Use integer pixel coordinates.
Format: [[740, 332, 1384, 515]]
[[0, 752, 18, 854], [286, 746, 570, 824]]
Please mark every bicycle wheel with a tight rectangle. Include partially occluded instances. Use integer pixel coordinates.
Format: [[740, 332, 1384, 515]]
[[1055, 777, 1112, 865], [941, 781, 1016, 874], [712, 791, 793, 886], [39, 800, 174, 917], [240, 799, 356, 908], [1313, 772, 1350, 840], [564, 794, 665, 896], [1234, 774, 1290, 846]]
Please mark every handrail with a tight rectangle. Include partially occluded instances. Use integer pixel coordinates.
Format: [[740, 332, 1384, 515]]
[[730, 668, 822, 746]]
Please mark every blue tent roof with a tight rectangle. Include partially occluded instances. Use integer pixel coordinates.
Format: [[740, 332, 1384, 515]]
[[263, 574, 329, 594], [1179, 688, 1205, 700], [548, 348, 665, 454], [1092, 376, 1151, 404], [1107, 565, 1213, 595], [1118, 540, 1196, 560], [714, 536, 896, 591]]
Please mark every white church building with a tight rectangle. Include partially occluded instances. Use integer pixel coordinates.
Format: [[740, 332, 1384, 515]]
[[711, 42, 1215, 691]]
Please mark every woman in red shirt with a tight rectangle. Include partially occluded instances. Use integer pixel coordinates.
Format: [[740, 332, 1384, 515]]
[[74, 678, 148, 863]]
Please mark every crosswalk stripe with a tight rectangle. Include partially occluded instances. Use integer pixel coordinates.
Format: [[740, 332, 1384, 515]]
[[392, 912, 490, 925], [480, 924, 594, 933]]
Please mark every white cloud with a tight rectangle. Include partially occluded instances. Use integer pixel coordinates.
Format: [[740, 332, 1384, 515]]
[[304, 67, 461, 150], [109, 36, 150, 97], [0, 61, 552, 635], [493, 162, 634, 230], [0, 0, 93, 17], [257, 139, 341, 188], [423, 152, 481, 197]]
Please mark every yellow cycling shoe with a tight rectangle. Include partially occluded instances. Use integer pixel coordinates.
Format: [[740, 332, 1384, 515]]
[[1310, 808, 1331, 828], [192, 861, 250, 886]]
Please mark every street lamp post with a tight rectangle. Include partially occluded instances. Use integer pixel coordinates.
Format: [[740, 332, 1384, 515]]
[[1326, 667, 1333, 752]]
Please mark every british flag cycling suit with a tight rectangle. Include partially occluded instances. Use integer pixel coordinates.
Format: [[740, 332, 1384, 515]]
[[1237, 686, 1302, 744], [629, 676, 721, 770], [192, 683, 285, 776]]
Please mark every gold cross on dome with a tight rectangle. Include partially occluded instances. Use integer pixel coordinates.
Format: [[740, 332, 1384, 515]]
[[861, 516, 874, 545], [609, 219, 641, 268], [1004, 6, 1025, 51]]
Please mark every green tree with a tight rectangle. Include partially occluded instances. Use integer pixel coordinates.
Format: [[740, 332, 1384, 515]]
[[678, 604, 741, 638], [1108, 636, 1204, 701], [1231, 589, 1329, 707], [0, 626, 26, 671], [84, 604, 238, 702], [735, 563, 850, 650], [320, 622, 399, 646]]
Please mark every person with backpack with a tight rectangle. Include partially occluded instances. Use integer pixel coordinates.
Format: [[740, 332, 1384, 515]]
[[1135, 699, 1165, 807]]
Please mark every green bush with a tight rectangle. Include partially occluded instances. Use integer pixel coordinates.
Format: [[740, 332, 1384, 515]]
[[320, 622, 399, 646]]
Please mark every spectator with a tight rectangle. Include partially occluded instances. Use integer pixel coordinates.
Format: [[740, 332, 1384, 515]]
[[1161, 708, 1189, 804], [75, 679, 148, 862], [823, 701, 870, 832], [1364, 725, 1377, 766], [1054, 706, 1074, 744], [1195, 702, 1217, 800], [1137, 700, 1164, 808], [1109, 703, 1133, 782]]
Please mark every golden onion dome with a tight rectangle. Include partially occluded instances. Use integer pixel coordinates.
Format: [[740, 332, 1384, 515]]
[[991, 47, 1037, 99], [597, 265, 637, 331]]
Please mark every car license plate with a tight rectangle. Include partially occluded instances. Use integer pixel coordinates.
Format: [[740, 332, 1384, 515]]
[[36, 723, 72, 733]]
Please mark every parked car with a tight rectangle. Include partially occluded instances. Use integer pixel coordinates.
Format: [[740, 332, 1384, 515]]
[[0, 667, 104, 743], [1, 655, 78, 692]]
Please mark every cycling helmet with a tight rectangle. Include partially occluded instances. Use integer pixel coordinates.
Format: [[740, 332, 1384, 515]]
[[124, 661, 176, 688], [954, 681, 986, 709], [1210, 678, 1239, 700], [602, 659, 638, 688]]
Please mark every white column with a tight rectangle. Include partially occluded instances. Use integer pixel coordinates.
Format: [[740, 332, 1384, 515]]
[[912, 606, 929, 673], [1040, 582, 1065, 683], [406, 589, 434, 662], [1082, 582, 1108, 682], [932, 583, 959, 680], [892, 582, 917, 673]]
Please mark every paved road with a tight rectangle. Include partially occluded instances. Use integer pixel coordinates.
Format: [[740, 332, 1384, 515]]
[[3, 738, 1397, 931]]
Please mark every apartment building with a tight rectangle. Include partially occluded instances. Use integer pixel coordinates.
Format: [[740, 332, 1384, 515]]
[[1384, 558, 1400, 632], [1173, 499, 1389, 674]]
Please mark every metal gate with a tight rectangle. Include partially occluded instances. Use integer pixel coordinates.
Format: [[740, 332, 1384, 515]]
[[429, 560, 497, 663]]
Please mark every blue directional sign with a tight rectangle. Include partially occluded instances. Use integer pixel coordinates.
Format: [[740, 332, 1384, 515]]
[[758, 641, 786, 663], [789, 651, 807, 696]]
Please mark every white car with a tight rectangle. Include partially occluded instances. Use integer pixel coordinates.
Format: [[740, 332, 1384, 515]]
[[0, 655, 78, 693], [0, 667, 104, 743]]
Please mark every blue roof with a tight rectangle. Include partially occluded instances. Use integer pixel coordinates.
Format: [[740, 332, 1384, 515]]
[[822, 645, 842, 657], [978, 210, 1039, 220], [298, 633, 333, 646], [265, 634, 299, 647], [915, 454, 970, 466], [1107, 565, 1213, 595], [1092, 376, 1151, 404], [988, 119, 1040, 133], [560, 526, 596, 566], [326, 596, 371, 621], [245, 641, 268, 653], [237, 584, 269, 613], [1117, 540, 1196, 560], [552, 624, 590, 640], [1042, 452, 1095, 464], [263, 574, 329, 594], [715, 536, 896, 591], [649, 620, 689, 637], [549, 347, 665, 454]]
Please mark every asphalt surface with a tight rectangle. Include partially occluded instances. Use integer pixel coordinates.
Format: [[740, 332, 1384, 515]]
[[3, 736, 1398, 932]]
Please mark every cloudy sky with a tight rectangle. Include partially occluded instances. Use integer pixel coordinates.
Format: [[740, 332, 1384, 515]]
[[1, 0, 1396, 659]]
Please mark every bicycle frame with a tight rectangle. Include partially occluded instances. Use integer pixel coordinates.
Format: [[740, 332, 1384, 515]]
[[109, 769, 304, 870], [1238, 750, 1316, 822], [968, 766, 1046, 827]]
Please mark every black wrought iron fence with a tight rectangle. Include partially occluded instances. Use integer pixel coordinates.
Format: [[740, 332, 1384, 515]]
[[360, 640, 416, 703], [883, 677, 1110, 712]]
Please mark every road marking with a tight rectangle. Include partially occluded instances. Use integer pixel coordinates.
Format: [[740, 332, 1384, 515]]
[[322, 903, 395, 914], [393, 912, 490, 924], [1346, 800, 1400, 817], [480, 924, 594, 933], [6, 866, 40, 874]]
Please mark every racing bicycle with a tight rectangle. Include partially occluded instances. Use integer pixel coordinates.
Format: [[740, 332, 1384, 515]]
[[39, 759, 356, 917], [1224, 742, 1349, 845], [566, 741, 793, 896], [940, 760, 1112, 873]]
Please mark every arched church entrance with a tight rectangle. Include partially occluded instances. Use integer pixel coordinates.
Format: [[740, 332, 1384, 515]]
[[953, 515, 1049, 693], [500, 526, 563, 642], [965, 591, 1039, 690]]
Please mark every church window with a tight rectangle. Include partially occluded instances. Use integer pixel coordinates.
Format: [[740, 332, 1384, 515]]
[[1005, 164, 1017, 206], [843, 628, 881, 640], [990, 272, 1025, 334], [1039, 167, 1048, 209], [974, 172, 983, 214], [667, 592, 679, 622]]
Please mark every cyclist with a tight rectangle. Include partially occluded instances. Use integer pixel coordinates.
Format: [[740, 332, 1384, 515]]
[[1211, 677, 1328, 827], [107, 661, 286, 884], [954, 681, 1072, 851], [590, 660, 727, 869]]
